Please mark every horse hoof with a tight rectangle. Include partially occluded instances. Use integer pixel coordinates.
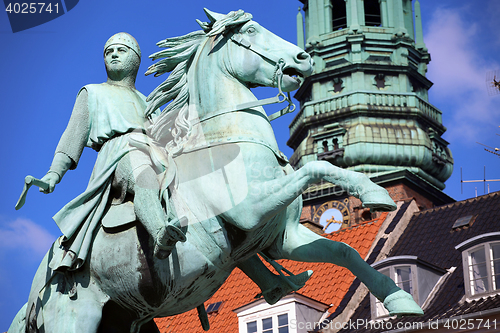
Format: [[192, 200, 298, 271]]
[[284, 269, 313, 290], [383, 290, 423, 317], [360, 191, 397, 212], [263, 270, 313, 305]]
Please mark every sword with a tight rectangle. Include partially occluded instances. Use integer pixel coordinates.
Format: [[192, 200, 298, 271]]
[[15, 175, 50, 210]]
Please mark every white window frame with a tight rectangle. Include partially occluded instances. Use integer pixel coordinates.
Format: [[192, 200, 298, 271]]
[[245, 312, 290, 333], [462, 241, 500, 299], [235, 293, 329, 333], [456, 232, 500, 300], [371, 264, 417, 319], [245, 313, 289, 333]]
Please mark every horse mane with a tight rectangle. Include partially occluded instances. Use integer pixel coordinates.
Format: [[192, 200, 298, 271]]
[[144, 9, 253, 156]]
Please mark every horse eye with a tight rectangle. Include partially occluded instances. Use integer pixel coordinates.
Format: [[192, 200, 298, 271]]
[[246, 27, 256, 34]]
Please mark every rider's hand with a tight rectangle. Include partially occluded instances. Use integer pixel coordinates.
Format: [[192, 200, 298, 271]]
[[40, 172, 60, 194]]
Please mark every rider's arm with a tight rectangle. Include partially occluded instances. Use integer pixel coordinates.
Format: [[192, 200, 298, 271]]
[[41, 90, 90, 193]]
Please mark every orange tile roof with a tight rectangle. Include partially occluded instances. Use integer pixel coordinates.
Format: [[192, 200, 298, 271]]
[[155, 213, 387, 333]]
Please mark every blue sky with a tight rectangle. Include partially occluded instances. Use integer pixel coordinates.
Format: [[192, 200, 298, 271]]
[[1, 0, 500, 330]]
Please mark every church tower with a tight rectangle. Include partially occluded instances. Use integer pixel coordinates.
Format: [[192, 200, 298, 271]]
[[290, 0, 454, 231]]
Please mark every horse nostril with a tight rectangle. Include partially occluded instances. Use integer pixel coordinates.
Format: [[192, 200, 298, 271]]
[[296, 51, 310, 61]]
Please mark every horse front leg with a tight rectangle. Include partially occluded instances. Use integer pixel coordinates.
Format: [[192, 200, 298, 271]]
[[268, 222, 423, 316], [244, 161, 395, 228], [238, 160, 395, 231], [304, 161, 397, 211]]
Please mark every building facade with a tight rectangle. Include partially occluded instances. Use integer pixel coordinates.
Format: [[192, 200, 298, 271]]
[[291, 0, 454, 232]]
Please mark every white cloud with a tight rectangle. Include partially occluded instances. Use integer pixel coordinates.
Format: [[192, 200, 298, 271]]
[[0, 218, 55, 256], [425, 6, 500, 144]]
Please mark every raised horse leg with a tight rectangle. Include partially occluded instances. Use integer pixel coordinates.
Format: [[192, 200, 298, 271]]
[[239, 160, 395, 231], [241, 159, 419, 315]]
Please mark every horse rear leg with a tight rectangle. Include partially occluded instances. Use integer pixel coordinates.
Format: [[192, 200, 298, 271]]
[[238, 255, 312, 305], [269, 223, 422, 316], [99, 301, 160, 333]]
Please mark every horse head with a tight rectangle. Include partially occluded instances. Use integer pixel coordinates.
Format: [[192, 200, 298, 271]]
[[198, 8, 313, 93], [145, 9, 313, 152]]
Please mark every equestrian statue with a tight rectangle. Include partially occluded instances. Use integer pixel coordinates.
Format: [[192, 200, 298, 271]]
[[8, 8, 423, 333]]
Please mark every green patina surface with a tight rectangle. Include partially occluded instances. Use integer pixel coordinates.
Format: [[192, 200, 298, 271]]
[[292, 0, 453, 190]]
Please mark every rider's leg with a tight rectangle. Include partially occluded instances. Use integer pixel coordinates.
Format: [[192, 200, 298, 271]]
[[238, 255, 312, 305], [134, 165, 186, 257], [116, 151, 185, 259], [269, 222, 422, 315]]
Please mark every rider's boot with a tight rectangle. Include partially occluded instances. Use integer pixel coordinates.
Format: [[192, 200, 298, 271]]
[[133, 183, 186, 259], [260, 270, 313, 305]]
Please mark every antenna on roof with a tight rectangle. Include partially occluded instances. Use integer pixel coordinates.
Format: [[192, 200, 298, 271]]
[[461, 166, 500, 195], [476, 140, 500, 157], [486, 70, 500, 96]]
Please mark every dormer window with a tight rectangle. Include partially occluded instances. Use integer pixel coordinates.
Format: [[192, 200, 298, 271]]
[[235, 294, 328, 333], [370, 256, 446, 319], [246, 314, 288, 333], [456, 232, 500, 299], [372, 265, 414, 318]]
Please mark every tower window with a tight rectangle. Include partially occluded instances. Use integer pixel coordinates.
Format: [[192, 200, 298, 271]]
[[331, 0, 347, 30], [364, 0, 382, 26], [333, 138, 339, 150], [323, 140, 329, 152], [375, 74, 386, 89], [333, 77, 344, 93]]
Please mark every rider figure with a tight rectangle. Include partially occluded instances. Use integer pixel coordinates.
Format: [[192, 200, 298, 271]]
[[41, 32, 186, 270]]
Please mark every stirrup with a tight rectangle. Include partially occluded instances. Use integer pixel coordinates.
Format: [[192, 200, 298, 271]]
[[153, 216, 187, 259], [166, 216, 187, 243]]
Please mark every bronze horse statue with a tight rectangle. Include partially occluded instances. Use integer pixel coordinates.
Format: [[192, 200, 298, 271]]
[[9, 9, 422, 333]]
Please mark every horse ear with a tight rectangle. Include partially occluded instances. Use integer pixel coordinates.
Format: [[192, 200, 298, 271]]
[[204, 8, 225, 23]]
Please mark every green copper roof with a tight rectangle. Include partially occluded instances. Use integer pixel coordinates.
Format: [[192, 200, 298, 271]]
[[291, 0, 453, 190]]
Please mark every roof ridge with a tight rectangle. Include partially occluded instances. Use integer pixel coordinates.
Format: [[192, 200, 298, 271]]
[[414, 190, 500, 215]]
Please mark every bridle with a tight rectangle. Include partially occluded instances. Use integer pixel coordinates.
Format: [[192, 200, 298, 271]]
[[230, 34, 298, 121], [196, 33, 297, 124]]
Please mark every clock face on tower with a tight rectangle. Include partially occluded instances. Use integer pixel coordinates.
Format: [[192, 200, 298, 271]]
[[312, 199, 351, 233]]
